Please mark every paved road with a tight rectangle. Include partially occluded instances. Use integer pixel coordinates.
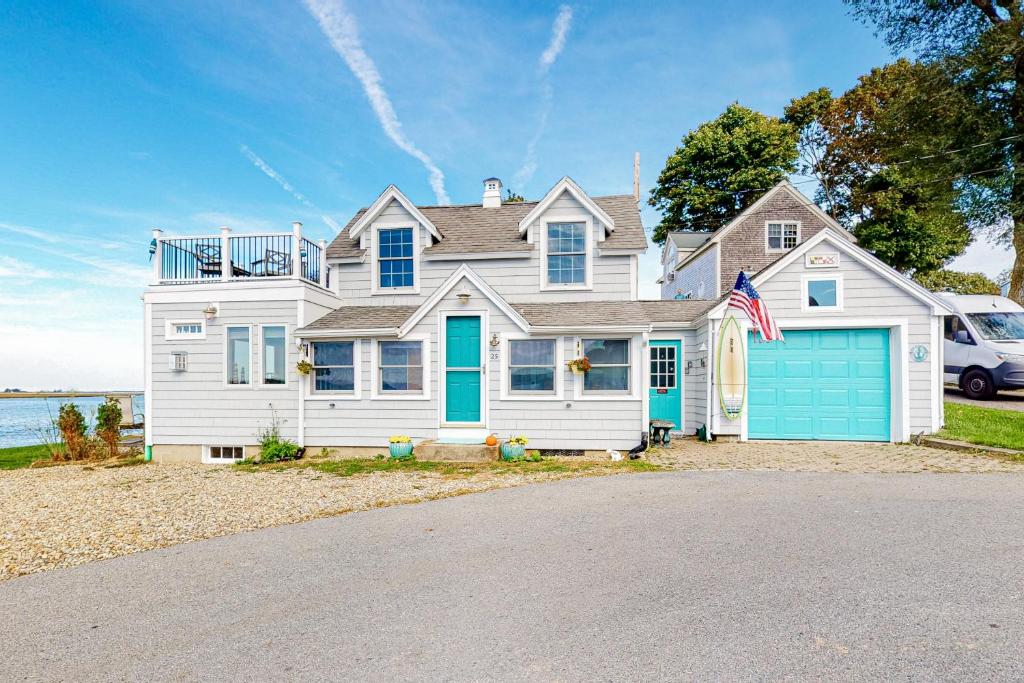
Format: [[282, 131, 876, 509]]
[[3, 472, 1024, 681], [945, 386, 1024, 411]]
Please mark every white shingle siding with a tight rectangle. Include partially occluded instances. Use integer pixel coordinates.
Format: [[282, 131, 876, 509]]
[[681, 327, 708, 435], [664, 244, 717, 301]]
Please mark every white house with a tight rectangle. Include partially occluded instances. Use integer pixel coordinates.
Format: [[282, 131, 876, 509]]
[[141, 177, 951, 463]]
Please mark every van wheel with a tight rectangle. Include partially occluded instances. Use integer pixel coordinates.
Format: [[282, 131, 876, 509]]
[[962, 369, 996, 400]]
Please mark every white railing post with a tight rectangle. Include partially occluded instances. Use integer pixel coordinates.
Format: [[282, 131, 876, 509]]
[[292, 222, 303, 279], [151, 229, 163, 284], [318, 238, 328, 288], [220, 226, 232, 281]]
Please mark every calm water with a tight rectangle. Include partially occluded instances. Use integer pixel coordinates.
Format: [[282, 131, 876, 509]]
[[0, 396, 144, 448]]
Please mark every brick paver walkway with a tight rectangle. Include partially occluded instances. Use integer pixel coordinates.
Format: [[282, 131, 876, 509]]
[[647, 439, 1024, 473]]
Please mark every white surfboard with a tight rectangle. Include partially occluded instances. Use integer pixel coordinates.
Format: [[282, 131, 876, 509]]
[[717, 316, 746, 419]]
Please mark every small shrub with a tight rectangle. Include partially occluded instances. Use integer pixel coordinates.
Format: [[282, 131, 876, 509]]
[[57, 403, 88, 460], [96, 398, 122, 459], [525, 450, 543, 462], [256, 406, 300, 463]]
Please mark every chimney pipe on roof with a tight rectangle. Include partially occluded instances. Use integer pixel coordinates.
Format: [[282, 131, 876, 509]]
[[482, 177, 502, 208]]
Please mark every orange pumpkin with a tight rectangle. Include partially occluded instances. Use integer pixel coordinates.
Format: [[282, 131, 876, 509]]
[[485, 434, 498, 447]]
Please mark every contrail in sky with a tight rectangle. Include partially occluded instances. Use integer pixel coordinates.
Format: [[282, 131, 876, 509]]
[[240, 145, 342, 233], [514, 5, 574, 190], [303, 0, 450, 205]]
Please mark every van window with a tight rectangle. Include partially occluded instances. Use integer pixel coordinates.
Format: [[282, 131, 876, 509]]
[[966, 312, 1024, 341], [944, 316, 974, 344]]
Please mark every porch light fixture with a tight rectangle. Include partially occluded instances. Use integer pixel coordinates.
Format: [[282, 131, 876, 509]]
[[456, 286, 472, 304], [202, 304, 218, 320]]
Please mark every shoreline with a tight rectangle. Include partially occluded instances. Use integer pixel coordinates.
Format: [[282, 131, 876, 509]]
[[0, 391, 141, 399]]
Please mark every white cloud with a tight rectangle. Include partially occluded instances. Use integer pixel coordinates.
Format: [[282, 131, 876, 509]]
[[303, 0, 450, 205], [539, 5, 573, 73], [240, 144, 314, 207], [514, 6, 574, 190], [0, 255, 55, 280], [0, 222, 60, 244], [321, 215, 342, 233]]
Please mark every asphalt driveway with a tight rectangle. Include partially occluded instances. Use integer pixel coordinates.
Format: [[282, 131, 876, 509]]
[[3, 471, 1023, 681], [945, 385, 1024, 411]]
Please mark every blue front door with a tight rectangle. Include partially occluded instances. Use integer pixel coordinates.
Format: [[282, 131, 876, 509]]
[[649, 340, 682, 428], [748, 328, 891, 441], [445, 316, 481, 423]]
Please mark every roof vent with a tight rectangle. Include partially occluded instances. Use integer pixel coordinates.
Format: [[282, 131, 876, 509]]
[[482, 177, 502, 208]]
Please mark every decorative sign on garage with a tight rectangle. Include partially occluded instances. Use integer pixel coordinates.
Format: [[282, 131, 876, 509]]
[[806, 253, 840, 268], [910, 344, 929, 362]]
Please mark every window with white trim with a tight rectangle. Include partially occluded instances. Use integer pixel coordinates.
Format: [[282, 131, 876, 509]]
[[582, 339, 630, 393], [378, 227, 414, 288], [767, 222, 799, 251], [806, 278, 839, 308], [312, 341, 355, 392], [226, 326, 251, 385], [206, 445, 244, 463], [379, 340, 423, 392], [166, 320, 205, 340], [546, 222, 586, 285], [508, 339, 557, 393], [262, 326, 286, 385]]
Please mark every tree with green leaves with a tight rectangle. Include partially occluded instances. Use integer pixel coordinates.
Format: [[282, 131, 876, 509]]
[[648, 103, 798, 244], [914, 269, 1001, 295], [504, 189, 525, 203], [845, 0, 1024, 301], [784, 60, 976, 274]]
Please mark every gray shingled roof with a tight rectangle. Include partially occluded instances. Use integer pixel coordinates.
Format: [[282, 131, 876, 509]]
[[669, 231, 713, 250], [299, 305, 420, 332], [327, 195, 647, 259], [512, 300, 718, 327]]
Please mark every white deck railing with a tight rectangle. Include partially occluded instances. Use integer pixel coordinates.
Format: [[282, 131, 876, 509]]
[[151, 223, 330, 289]]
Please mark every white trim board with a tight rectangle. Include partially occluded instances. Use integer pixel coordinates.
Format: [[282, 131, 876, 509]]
[[347, 185, 441, 241], [518, 176, 615, 235]]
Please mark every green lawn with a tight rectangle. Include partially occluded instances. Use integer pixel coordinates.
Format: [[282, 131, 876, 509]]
[[0, 444, 55, 470], [235, 455, 661, 478], [940, 402, 1024, 452]]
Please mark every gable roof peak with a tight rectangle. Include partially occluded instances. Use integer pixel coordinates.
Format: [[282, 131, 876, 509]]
[[348, 184, 441, 240], [517, 176, 616, 234]]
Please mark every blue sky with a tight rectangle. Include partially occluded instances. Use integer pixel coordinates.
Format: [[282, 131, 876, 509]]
[[0, 0, 1012, 390]]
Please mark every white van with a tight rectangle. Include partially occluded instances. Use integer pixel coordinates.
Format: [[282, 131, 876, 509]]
[[940, 294, 1024, 399]]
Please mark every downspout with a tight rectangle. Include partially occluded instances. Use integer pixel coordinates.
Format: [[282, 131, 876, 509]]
[[296, 300, 306, 449]]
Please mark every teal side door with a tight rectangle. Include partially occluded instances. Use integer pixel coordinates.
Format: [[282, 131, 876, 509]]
[[649, 340, 682, 428], [445, 316, 482, 423], [748, 328, 891, 441]]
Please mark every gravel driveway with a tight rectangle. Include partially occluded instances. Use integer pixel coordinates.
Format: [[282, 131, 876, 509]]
[[3, 472, 1023, 681]]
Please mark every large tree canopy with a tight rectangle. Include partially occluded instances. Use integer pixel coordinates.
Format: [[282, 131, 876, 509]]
[[648, 103, 798, 244], [845, 0, 1024, 301], [784, 60, 978, 274]]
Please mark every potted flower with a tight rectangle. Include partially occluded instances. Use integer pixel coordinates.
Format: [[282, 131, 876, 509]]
[[388, 435, 414, 459], [501, 435, 528, 460], [296, 360, 313, 376], [566, 356, 592, 374]]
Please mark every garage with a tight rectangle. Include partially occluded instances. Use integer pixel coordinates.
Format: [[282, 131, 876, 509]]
[[747, 328, 891, 441]]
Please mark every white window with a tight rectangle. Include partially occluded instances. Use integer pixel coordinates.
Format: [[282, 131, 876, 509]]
[[767, 222, 800, 251], [312, 341, 355, 393], [508, 339, 557, 394], [225, 326, 251, 385], [379, 340, 423, 393], [546, 222, 586, 285], [801, 274, 843, 312], [204, 445, 245, 463], [261, 325, 286, 385], [582, 339, 631, 393], [165, 320, 205, 340]]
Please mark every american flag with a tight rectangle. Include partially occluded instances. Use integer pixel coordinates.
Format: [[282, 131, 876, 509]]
[[728, 271, 784, 342]]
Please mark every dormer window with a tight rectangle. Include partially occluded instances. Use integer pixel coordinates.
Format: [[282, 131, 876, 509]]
[[767, 221, 799, 252], [543, 221, 589, 288], [374, 226, 416, 291]]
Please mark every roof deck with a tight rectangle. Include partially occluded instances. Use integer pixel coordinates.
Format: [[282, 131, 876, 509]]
[[150, 223, 330, 288]]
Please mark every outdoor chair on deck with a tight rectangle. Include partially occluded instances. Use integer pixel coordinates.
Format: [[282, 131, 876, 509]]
[[253, 249, 291, 277], [195, 244, 222, 278], [111, 395, 144, 430]]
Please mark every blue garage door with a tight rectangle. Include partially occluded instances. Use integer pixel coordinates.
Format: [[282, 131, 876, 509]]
[[748, 329, 891, 441]]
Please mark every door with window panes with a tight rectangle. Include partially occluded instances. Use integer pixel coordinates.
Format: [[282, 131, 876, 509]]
[[649, 340, 681, 427]]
